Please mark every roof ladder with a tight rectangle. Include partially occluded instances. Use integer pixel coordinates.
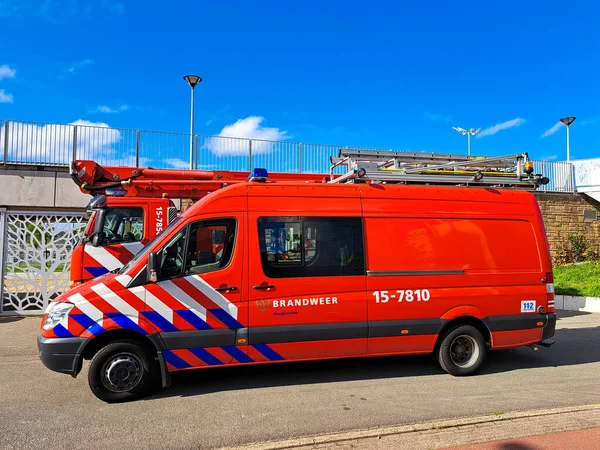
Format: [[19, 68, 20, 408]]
[[329, 149, 549, 189]]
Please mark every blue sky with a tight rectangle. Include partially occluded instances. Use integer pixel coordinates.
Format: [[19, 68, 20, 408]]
[[0, 0, 599, 167]]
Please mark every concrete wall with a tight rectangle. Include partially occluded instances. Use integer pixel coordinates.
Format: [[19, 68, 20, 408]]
[[0, 169, 89, 209], [534, 192, 600, 263], [555, 295, 600, 313]]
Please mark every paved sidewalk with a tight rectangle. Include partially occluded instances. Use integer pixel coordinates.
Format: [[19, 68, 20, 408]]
[[448, 427, 600, 450], [234, 405, 600, 450]]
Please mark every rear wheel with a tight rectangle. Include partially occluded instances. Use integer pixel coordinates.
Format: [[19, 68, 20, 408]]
[[88, 340, 157, 403], [437, 325, 487, 376]]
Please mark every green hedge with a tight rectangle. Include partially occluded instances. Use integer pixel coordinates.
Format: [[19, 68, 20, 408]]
[[554, 262, 600, 297]]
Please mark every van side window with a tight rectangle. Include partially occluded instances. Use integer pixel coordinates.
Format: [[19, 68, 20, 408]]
[[157, 218, 236, 280], [158, 228, 187, 280], [258, 217, 365, 278], [262, 222, 302, 264], [184, 219, 236, 275]]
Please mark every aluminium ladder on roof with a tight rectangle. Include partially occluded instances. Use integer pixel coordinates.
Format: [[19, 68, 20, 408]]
[[329, 148, 549, 189]]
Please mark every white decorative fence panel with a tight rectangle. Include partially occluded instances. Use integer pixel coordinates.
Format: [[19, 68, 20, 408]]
[[1, 211, 86, 314]]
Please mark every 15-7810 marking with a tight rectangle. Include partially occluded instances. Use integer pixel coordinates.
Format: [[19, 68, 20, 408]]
[[373, 289, 431, 303]]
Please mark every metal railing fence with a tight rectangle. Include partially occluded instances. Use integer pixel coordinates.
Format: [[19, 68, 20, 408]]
[[532, 160, 575, 193], [0, 119, 574, 192]]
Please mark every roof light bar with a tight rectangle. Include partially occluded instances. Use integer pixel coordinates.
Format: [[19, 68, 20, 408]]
[[247, 168, 268, 182], [105, 188, 127, 196]]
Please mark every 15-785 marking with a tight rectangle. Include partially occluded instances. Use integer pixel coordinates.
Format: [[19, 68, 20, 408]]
[[373, 289, 431, 303]]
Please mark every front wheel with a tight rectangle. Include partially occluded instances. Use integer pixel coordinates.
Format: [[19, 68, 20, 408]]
[[88, 340, 157, 402], [437, 325, 487, 376]]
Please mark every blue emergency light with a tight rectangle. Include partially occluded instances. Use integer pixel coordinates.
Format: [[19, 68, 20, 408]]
[[105, 188, 127, 196], [247, 168, 268, 182]]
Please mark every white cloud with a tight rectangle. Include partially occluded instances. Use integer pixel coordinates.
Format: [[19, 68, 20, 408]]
[[205, 119, 213, 126], [208, 116, 289, 156], [164, 158, 189, 169], [477, 118, 525, 138], [541, 122, 563, 138], [70, 119, 112, 128], [0, 89, 14, 103], [423, 112, 451, 123], [542, 154, 558, 161], [94, 104, 129, 114], [0, 64, 16, 80], [220, 116, 289, 141], [0, 120, 127, 165], [65, 59, 93, 75]]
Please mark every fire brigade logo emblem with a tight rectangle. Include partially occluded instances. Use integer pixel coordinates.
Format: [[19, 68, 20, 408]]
[[256, 298, 271, 312]]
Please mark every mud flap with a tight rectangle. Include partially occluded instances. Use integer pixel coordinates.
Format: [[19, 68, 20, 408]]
[[157, 351, 172, 389]]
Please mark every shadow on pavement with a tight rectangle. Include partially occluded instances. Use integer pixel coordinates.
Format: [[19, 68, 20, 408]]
[[557, 310, 592, 318], [482, 325, 600, 374], [149, 323, 600, 400], [0, 316, 26, 323], [500, 444, 537, 450]]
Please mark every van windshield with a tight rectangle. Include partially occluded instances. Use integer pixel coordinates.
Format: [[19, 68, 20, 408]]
[[119, 217, 182, 274]]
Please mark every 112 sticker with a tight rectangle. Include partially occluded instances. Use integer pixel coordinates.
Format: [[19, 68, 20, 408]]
[[521, 300, 536, 313]]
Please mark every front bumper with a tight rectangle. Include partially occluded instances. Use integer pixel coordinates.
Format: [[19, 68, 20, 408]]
[[37, 334, 87, 376]]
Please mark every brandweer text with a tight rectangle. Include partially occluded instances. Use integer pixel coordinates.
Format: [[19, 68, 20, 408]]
[[273, 297, 339, 308]]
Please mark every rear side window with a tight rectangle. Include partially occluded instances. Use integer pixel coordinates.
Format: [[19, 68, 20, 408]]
[[258, 217, 365, 278]]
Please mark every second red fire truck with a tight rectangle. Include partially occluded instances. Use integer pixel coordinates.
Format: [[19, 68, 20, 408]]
[[69, 160, 327, 284]]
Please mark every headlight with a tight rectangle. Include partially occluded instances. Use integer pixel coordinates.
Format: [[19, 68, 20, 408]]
[[43, 302, 74, 330]]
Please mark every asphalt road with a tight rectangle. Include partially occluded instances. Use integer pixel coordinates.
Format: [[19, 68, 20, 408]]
[[0, 311, 599, 450]]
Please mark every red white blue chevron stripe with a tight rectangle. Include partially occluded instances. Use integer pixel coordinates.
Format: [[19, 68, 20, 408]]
[[82, 242, 144, 278], [43, 272, 284, 371]]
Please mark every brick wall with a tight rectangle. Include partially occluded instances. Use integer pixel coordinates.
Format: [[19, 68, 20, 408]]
[[180, 199, 194, 211], [534, 192, 600, 261]]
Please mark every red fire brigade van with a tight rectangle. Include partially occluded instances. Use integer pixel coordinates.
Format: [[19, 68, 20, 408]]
[[38, 175, 556, 402]]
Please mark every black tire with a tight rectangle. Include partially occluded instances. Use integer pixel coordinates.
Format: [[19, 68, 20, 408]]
[[88, 340, 157, 403], [437, 325, 487, 376]]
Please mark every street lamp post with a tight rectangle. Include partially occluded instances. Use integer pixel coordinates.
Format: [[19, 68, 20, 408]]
[[560, 117, 576, 162], [183, 75, 202, 169], [452, 126, 482, 156]]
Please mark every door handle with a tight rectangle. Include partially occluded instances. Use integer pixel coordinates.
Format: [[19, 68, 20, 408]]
[[215, 286, 238, 292], [253, 284, 275, 290]]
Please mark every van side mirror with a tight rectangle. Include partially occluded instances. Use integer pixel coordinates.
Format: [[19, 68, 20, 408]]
[[88, 208, 107, 247], [147, 251, 160, 283], [93, 208, 107, 235], [90, 232, 105, 248]]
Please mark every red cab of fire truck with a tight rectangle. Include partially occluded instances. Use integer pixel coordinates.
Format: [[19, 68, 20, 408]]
[[39, 171, 556, 403], [69, 161, 328, 285], [70, 194, 177, 283]]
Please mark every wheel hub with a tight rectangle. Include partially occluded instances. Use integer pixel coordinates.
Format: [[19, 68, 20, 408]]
[[450, 335, 477, 367], [103, 354, 142, 392]]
